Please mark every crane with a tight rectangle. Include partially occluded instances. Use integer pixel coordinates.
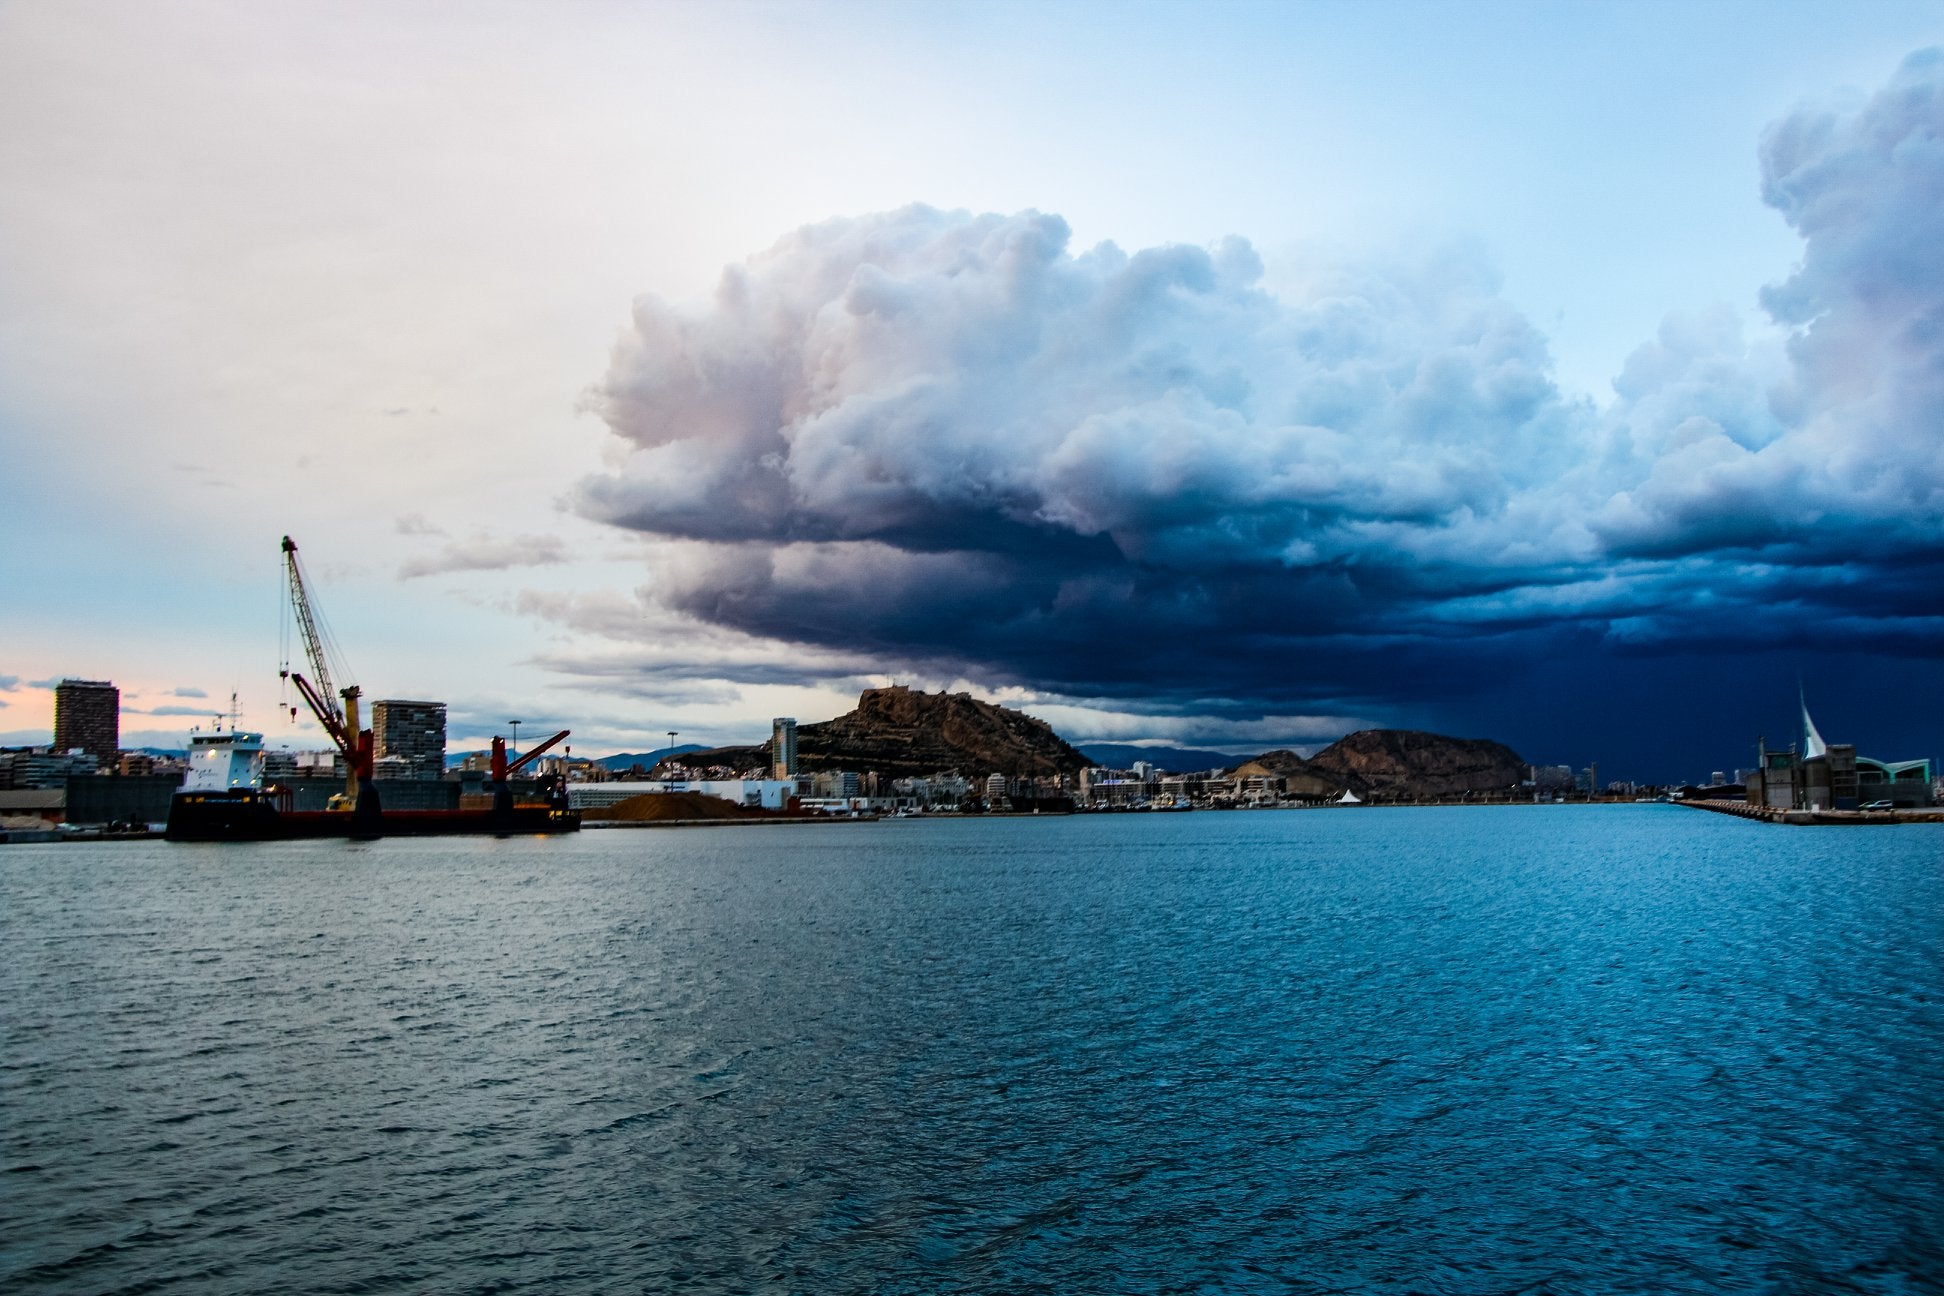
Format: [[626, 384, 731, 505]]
[[492, 729, 571, 782], [487, 728, 571, 821], [279, 536, 373, 811]]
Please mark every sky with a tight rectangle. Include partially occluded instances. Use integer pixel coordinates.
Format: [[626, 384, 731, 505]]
[[2, 0, 1941, 783]]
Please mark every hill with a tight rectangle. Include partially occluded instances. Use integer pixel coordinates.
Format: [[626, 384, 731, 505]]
[[678, 687, 1092, 779], [1233, 731, 1527, 800], [1229, 749, 1343, 798]]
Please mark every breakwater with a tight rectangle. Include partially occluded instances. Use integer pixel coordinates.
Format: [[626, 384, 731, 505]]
[[1677, 798, 1943, 825]]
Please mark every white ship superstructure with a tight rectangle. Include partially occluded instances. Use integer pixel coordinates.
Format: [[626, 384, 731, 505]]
[[183, 730, 265, 792]]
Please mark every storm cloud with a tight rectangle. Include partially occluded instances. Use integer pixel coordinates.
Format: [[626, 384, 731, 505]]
[[572, 52, 1944, 762]]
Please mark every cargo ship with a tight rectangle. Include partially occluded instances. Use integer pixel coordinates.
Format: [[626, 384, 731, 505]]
[[164, 729, 579, 840], [164, 537, 580, 842]]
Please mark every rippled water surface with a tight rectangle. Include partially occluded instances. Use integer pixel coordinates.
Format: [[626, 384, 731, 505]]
[[4, 807, 1941, 1293]]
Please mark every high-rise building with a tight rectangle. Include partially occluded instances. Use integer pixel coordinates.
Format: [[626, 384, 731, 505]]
[[53, 679, 119, 768], [771, 717, 798, 778], [372, 699, 447, 780]]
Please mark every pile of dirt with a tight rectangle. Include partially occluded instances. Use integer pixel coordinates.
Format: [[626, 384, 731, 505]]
[[586, 791, 769, 822]]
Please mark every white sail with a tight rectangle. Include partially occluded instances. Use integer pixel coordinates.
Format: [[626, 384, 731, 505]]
[[1800, 688, 1828, 760]]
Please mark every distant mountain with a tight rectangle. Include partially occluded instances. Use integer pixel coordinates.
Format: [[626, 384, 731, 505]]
[[680, 686, 1092, 779], [443, 744, 710, 771], [1232, 730, 1527, 800], [594, 744, 711, 772], [1078, 744, 1247, 773]]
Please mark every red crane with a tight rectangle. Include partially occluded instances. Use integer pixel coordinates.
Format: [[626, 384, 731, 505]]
[[279, 536, 373, 809], [492, 730, 570, 782]]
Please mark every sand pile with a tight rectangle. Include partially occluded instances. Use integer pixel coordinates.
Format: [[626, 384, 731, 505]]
[[586, 791, 767, 822]]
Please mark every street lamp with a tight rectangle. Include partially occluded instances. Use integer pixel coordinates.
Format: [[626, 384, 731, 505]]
[[508, 719, 521, 760], [665, 731, 678, 787]]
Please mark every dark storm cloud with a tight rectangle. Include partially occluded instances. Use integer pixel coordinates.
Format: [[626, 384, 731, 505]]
[[570, 54, 1944, 763]]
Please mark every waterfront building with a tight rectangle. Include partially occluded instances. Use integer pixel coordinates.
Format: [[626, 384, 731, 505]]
[[772, 717, 798, 778], [890, 774, 971, 807], [1078, 767, 1162, 806], [1526, 765, 1573, 792], [372, 699, 447, 780], [0, 748, 100, 789], [567, 779, 796, 811], [53, 679, 118, 769], [294, 750, 344, 778], [1745, 695, 1935, 809], [810, 770, 862, 799]]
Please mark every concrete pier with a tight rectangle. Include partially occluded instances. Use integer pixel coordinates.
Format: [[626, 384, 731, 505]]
[[1677, 799, 1943, 826]]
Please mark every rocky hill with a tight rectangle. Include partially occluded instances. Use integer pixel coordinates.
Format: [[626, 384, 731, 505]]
[[677, 686, 1092, 779], [1233, 730, 1526, 800], [1229, 749, 1344, 799]]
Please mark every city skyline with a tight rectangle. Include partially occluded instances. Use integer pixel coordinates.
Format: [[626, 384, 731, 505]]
[[4, 2, 1941, 782]]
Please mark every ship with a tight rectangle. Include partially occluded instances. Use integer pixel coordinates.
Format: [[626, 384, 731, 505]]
[[163, 728, 579, 840], [164, 538, 580, 842]]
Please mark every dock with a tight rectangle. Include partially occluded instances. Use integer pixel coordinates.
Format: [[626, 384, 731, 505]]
[[1677, 799, 1943, 826]]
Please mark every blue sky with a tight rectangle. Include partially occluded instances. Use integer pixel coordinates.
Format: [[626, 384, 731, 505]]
[[2, 0, 1940, 781]]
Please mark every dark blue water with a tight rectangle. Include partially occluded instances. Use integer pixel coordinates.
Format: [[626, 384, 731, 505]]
[[3, 807, 1940, 1294]]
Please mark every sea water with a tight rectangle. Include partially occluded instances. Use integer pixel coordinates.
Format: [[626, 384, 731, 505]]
[[3, 806, 1940, 1293]]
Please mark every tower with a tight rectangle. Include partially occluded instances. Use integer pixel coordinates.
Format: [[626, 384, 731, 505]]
[[53, 679, 119, 768], [372, 699, 447, 780], [771, 717, 798, 779]]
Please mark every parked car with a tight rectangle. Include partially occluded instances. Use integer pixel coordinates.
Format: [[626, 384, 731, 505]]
[[1859, 800, 1895, 811]]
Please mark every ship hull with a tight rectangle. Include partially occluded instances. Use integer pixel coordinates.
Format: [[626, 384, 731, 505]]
[[165, 789, 579, 841]]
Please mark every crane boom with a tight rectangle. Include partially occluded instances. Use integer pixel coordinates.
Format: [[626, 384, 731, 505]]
[[280, 535, 368, 807], [286, 670, 351, 754], [281, 536, 345, 738], [494, 729, 570, 779]]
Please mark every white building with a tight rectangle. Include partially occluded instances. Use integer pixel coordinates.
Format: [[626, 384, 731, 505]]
[[567, 779, 797, 811]]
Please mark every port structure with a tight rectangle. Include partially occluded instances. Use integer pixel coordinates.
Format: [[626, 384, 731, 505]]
[[279, 536, 374, 813], [276, 535, 571, 827]]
